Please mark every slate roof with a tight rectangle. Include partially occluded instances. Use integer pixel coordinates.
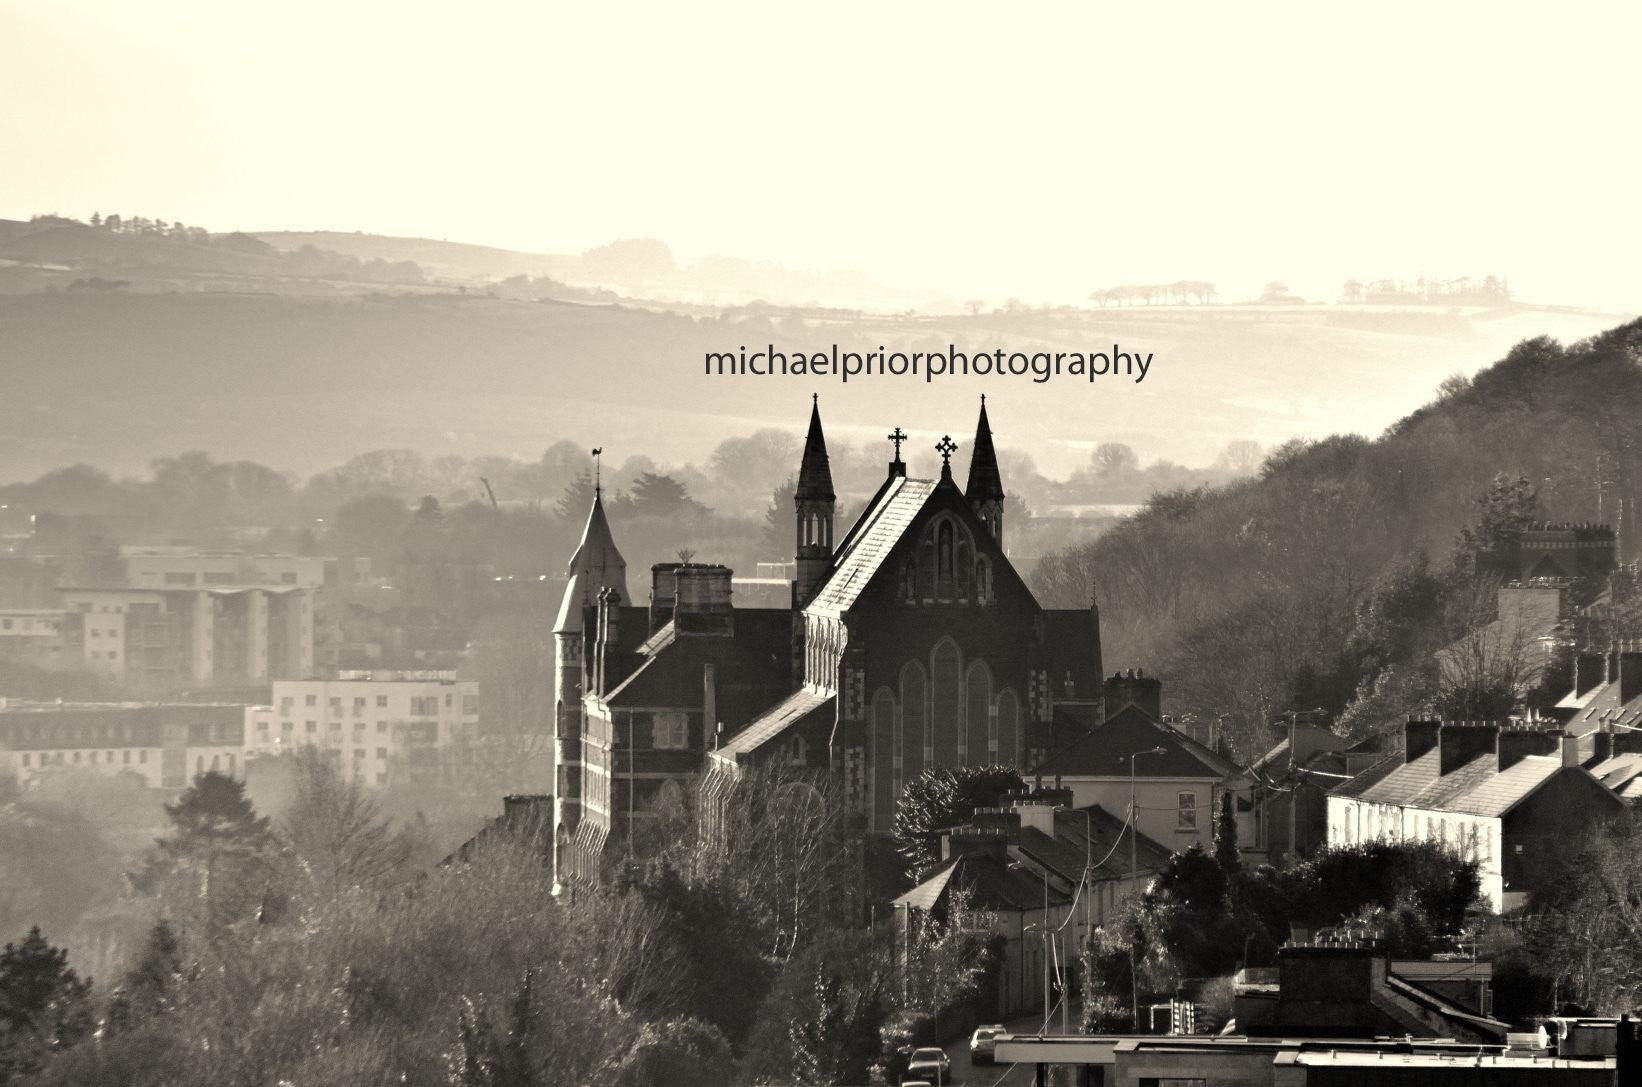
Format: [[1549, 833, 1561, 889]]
[[1014, 804, 1173, 882], [804, 477, 935, 618], [715, 685, 835, 758], [892, 851, 1074, 913], [601, 609, 792, 725], [554, 491, 629, 634], [1586, 752, 1642, 799], [1329, 748, 1585, 817], [1033, 704, 1231, 780]]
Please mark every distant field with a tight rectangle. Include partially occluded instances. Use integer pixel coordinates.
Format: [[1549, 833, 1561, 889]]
[[0, 291, 1629, 482]]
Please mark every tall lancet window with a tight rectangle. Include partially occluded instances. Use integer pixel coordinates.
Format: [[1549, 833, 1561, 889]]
[[936, 521, 954, 600]]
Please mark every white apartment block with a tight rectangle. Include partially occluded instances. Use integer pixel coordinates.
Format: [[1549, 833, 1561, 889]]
[[59, 585, 314, 689], [246, 671, 480, 787], [0, 608, 68, 667], [121, 546, 329, 590], [0, 701, 247, 790]]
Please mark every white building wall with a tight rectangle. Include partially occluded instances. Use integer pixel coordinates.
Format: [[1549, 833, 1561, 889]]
[[1060, 776, 1220, 853], [1326, 795, 1504, 911]]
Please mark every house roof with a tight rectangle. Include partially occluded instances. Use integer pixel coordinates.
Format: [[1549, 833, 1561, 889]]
[[714, 685, 835, 759], [892, 851, 1074, 914], [804, 476, 934, 619], [1014, 804, 1173, 883], [600, 609, 792, 723], [1586, 752, 1642, 799], [1329, 747, 1616, 818], [1254, 723, 1357, 774], [1033, 704, 1232, 781]]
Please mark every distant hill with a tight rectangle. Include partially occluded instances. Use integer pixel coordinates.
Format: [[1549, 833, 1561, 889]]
[[1031, 318, 1642, 754], [0, 288, 1627, 485], [251, 230, 576, 283]]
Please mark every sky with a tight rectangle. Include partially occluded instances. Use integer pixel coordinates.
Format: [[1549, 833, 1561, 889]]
[[2, 1, 1640, 309]]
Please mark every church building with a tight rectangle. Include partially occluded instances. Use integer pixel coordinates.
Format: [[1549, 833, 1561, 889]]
[[553, 399, 1107, 886]]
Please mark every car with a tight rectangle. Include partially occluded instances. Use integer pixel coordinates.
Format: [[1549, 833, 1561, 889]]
[[905, 1046, 950, 1084], [970, 1024, 1007, 1064]]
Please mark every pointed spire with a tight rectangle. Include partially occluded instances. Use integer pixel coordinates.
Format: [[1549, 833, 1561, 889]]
[[796, 394, 835, 501], [965, 397, 1005, 503], [553, 487, 629, 634]]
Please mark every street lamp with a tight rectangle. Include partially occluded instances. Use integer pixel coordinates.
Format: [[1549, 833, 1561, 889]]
[[1123, 745, 1167, 1029]]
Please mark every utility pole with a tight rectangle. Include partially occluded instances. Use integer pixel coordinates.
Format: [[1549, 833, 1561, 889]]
[[1126, 746, 1166, 1029]]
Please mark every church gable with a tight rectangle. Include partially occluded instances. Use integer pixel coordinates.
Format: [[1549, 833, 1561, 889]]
[[842, 478, 1039, 622]]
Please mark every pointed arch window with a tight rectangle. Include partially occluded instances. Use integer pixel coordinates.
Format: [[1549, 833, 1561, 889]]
[[901, 660, 927, 773], [936, 521, 955, 600], [931, 639, 962, 766], [964, 660, 991, 766], [975, 555, 993, 605], [995, 688, 1019, 765]]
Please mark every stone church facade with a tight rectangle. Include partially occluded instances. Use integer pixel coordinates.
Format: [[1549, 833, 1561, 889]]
[[553, 399, 1105, 886]]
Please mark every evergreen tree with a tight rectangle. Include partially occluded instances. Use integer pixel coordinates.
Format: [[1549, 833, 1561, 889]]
[[1214, 790, 1241, 875], [135, 772, 275, 931], [892, 766, 1024, 880], [0, 927, 92, 1081]]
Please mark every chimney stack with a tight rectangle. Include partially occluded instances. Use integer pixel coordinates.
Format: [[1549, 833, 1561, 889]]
[[649, 563, 682, 634], [1561, 732, 1583, 768], [1575, 652, 1607, 697], [1404, 719, 1441, 764], [674, 565, 734, 636], [1498, 727, 1560, 771], [1439, 722, 1500, 776]]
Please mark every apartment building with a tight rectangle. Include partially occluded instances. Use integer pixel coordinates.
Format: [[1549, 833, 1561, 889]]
[[0, 701, 247, 789], [0, 608, 68, 667], [59, 584, 314, 689], [245, 671, 479, 787]]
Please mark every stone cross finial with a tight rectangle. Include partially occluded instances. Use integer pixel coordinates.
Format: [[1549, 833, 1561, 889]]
[[936, 435, 957, 469], [888, 427, 907, 461]]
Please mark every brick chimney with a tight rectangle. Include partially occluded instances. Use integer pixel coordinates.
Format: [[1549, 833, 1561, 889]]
[[674, 565, 734, 636], [1404, 719, 1441, 764], [1561, 732, 1583, 768], [1620, 650, 1642, 704], [1104, 668, 1162, 721], [1440, 722, 1500, 775], [1576, 652, 1607, 697], [1591, 729, 1615, 764], [1498, 727, 1559, 771], [649, 562, 682, 634]]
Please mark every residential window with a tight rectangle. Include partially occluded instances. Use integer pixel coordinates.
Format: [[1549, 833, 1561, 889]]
[[376, 695, 388, 708], [652, 712, 689, 750], [282, 721, 293, 732], [354, 749, 365, 760], [462, 695, 478, 715], [1177, 792, 1198, 831], [410, 696, 438, 716], [329, 697, 342, 715], [329, 721, 341, 732], [257, 721, 269, 732], [376, 772, 387, 785], [377, 722, 387, 733], [20, 754, 28, 767], [306, 721, 317, 733], [280, 696, 293, 714], [139, 750, 147, 764], [353, 697, 366, 717], [376, 748, 387, 759], [305, 694, 317, 707]]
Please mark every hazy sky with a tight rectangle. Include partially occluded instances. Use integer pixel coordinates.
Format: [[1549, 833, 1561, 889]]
[[3, 1, 1639, 309]]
